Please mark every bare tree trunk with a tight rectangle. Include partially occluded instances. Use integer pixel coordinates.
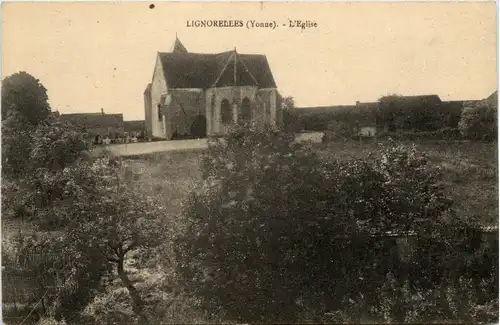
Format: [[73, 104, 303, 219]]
[[117, 257, 149, 325]]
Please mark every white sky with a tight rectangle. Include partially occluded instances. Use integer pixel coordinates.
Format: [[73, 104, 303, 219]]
[[2, 2, 497, 120]]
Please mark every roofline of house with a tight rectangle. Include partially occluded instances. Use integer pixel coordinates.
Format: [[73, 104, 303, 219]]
[[60, 113, 123, 117], [168, 88, 204, 92], [158, 50, 269, 58]]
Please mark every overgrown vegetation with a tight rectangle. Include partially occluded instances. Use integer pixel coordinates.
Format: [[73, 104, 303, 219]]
[[2, 72, 165, 325], [459, 99, 497, 141], [288, 92, 497, 142], [2, 72, 497, 324], [174, 124, 498, 323]]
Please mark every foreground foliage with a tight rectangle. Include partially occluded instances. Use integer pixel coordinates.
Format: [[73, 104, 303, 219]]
[[175, 124, 498, 323], [459, 100, 497, 141], [3, 115, 164, 324]]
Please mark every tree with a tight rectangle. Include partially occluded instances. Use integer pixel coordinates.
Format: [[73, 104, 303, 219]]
[[175, 125, 466, 323], [280, 96, 301, 132], [2, 71, 51, 125], [49, 154, 166, 325], [282, 96, 295, 110], [2, 114, 164, 324], [1, 117, 106, 322], [2, 230, 110, 322], [458, 100, 497, 141], [324, 119, 356, 141], [2, 111, 34, 178], [2, 72, 54, 179]]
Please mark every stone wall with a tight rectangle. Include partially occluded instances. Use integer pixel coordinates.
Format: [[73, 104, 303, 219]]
[[150, 56, 168, 138], [166, 89, 205, 139], [205, 86, 278, 136], [144, 85, 153, 138]]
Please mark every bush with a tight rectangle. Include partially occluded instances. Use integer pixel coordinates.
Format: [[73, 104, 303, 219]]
[[376, 128, 463, 141], [459, 102, 497, 141], [172, 125, 491, 323]]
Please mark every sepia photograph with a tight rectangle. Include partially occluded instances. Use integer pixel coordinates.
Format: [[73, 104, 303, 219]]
[[1, 2, 498, 324]]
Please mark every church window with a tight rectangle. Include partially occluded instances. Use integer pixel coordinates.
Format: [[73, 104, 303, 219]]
[[241, 97, 251, 122], [221, 99, 232, 124], [211, 95, 216, 120], [158, 95, 167, 121]]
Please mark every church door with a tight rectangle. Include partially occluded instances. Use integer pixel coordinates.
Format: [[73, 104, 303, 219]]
[[190, 115, 207, 138]]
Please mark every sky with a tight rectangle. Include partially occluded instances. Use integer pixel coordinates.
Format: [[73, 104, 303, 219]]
[[2, 2, 497, 121]]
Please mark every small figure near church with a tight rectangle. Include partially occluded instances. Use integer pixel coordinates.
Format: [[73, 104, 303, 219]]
[[143, 37, 282, 140]]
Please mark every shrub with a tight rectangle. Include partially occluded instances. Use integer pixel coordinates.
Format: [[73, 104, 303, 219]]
[[174, 125, 474, 323], [459, 102, 497, 141], [376, 128, 463, 141], [326, 120, 355, 139]]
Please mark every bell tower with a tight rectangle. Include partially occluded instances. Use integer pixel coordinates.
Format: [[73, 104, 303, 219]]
[[172, 34, 188, 53]]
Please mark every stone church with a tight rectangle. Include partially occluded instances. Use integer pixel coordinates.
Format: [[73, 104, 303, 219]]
[[143, 37, 281, 140]]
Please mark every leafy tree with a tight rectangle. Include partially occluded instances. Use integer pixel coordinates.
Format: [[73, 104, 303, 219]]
[[3, 114, 164, 324], [2, 71, 51, 125], [2, 231, 110, 322], [2, 116, 104, 322], [2, 111, 34, 178], [377, 94, 446, 131], [2, 72, 55, 179], [282, 96, 295, 110], [324, 119, 356, 140], [280, 96, 301, 132], [459, 100, 497, 141], [174, 125, 467, 323], [57, 155, 165, 325]]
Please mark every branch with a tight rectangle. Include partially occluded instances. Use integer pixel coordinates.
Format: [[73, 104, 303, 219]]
[[106, 256, 119, 263], [107, 242, 122, 260], [122, 239, 139, 254]]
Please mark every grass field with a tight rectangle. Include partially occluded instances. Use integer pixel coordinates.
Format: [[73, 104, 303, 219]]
[[124, 139, 498, 227], [3, 139, 496, 324]]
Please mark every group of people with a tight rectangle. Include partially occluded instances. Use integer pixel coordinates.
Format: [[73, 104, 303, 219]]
[[93, 135, 140, 145]]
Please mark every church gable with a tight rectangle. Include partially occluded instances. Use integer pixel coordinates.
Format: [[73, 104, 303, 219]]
[[152, 53, 168, 92], [157, 38, 277, 90], [213, 51, 259, 88], [145, 37, 280, 139]]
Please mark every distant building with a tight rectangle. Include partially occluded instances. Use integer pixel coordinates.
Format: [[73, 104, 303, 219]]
[[59, 110, 124, 142], [484, 90, 498, 108], [294, 102, 378, 136], [143, 37, 281, 140], [124, 120, 146, 138], [295, 93, 485, 134]]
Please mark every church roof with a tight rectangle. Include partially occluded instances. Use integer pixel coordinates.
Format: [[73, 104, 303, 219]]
[[144, 83, 151, 95], [158, 48, 277, 89]]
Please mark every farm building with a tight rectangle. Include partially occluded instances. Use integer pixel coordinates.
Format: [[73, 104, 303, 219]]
[[294, 101, 378, 135], [294, 94, 482, 134], [143, 37, 282, 140], [124, 120, 146, 138], [59, 110, 124, 143]]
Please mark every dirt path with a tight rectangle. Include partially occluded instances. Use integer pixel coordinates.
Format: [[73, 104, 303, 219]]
[[91, 132, 324, 157]]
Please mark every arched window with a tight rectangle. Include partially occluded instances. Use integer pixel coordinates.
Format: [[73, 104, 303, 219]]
[[221, 99, 232, 124], [158, 95, 166, 121], [157, 104, 162, 121], [211, 95, 216, 120], [241, 97, 251, 122]]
